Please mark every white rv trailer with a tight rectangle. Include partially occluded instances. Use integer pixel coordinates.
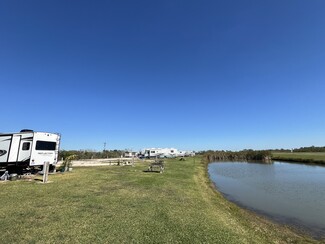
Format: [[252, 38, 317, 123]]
[[141, 148, 195, 158], [0, 130, 60, 170], [142, 148, 179, 158]]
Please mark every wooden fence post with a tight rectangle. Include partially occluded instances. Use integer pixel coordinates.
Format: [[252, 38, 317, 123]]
[[43, 162, 50, 183]]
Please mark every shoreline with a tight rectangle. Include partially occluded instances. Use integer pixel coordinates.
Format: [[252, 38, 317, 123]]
[[271, 157, 325, 166], [271, 152, 325, 166], [202, 159, 324, 242]]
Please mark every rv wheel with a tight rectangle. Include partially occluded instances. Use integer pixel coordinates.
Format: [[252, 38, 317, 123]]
[[49, 165, 56, 173]]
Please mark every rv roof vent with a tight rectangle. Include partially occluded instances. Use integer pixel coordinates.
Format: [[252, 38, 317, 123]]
[[20, 129, 34, 133]]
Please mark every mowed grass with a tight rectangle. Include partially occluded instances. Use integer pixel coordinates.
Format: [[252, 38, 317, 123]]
[[272, 152, 325, 164], [0, 158, 320, 243]]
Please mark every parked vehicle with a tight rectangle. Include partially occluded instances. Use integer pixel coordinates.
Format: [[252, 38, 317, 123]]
[[140, 148, 194, 158], [158, 153, 175, 159], [0, 130, 60, 172], [142, 148, 178, 158]]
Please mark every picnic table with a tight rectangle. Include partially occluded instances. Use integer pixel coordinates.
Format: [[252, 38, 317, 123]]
[[148, 160, 165, 173]]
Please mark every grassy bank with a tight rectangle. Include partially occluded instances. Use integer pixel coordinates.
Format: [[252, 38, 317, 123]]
[[0, 158, 321, 243], [272, 152, 325, 165]]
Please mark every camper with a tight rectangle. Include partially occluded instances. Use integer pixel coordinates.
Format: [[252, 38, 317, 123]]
[[142, 148, 161, 158], [0, 130, 60, 171], [140, 148, 196, 158], [141, 148, 179, 158]]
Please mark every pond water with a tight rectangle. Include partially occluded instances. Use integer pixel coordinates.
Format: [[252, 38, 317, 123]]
[[208, 161, 325, 237]]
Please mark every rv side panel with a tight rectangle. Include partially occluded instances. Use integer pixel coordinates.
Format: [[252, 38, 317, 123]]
[[0, 135, 11, 163], [30, 132, 60, 166], [8, 135, 21, 162]]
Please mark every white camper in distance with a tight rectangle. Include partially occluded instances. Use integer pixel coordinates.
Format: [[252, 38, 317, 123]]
[[141, 148, 178, 158], [0, 130, 60, 170], [140, 148, 195, 158]]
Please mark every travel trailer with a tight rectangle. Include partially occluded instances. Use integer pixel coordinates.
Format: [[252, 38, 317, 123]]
[[123, 151, 138, 158], [140, 148, 196, 158], [141, 148, 178, 158], [178, 150, 196, 157], [0, 130, 60, 171]]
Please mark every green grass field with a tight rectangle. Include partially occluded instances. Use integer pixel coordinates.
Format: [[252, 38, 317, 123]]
[[0, 158, 320, 243], [272, 152, 325, 164]]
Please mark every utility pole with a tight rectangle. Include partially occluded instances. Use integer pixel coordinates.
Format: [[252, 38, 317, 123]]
[[104, 142, 106, 152]]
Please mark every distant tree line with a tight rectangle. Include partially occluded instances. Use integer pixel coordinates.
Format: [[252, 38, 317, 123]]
[[293, 146, 325, 152], [268, 149, 291, 153], [200, 150, 272, 162], [59, 150, 124, 160], [267, 146, 325, 153]]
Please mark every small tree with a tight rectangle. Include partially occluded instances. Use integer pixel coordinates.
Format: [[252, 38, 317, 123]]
[[61, 155, 77, 172]]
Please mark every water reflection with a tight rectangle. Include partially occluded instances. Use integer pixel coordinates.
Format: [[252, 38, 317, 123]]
[[208, 161, 325, 237]]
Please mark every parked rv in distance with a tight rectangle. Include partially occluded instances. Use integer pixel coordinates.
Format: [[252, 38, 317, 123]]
[[139, 148, 195, 158], [0, 130, 60, 172]]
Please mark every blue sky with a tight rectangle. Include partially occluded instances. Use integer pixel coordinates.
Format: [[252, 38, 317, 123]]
[[1, 0, 324, 151]]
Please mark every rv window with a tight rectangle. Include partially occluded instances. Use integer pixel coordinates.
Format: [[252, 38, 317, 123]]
[[22, 142, 30, 151], [36, 141, 56, 151], [151, 151, 155, 153]]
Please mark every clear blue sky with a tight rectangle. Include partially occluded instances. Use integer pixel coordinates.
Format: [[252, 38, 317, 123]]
[[1, 0, 324, 151]]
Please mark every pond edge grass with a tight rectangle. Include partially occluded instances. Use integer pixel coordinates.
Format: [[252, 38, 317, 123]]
[[201, 157, 324, 243]]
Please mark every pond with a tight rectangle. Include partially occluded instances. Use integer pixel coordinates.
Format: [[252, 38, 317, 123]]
[[208, 161, 325, 238]]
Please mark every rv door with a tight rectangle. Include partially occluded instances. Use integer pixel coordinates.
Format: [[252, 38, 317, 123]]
[[17, 138, 32, 162]]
